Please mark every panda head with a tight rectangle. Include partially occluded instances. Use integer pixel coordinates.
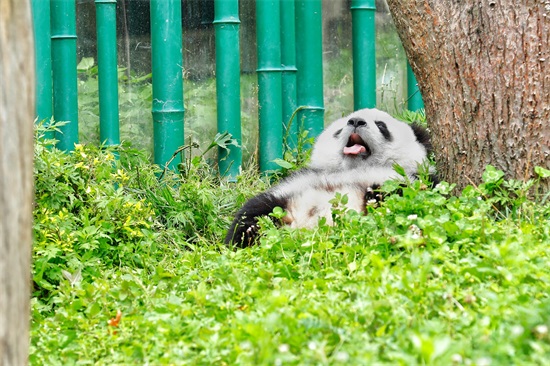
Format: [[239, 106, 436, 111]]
[[309, 108, 432, 173]]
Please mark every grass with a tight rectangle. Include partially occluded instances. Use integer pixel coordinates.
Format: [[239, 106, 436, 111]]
[[31, 8, 550, 363], [30, 121, 550, 365]]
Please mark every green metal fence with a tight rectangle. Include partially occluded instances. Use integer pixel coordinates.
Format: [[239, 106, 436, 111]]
[[150, 0, 185, 171], [96, 0, 121, 148], [32, 0, 423, 176], [214, 0, 242, 180], [31, 0, 53, 141], [256, 0, 283, 173], [351, 0, 376, 109], [50, 0, 79, 151]]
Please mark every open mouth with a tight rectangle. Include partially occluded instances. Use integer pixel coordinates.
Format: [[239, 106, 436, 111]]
[[343, 133, 370, 157]]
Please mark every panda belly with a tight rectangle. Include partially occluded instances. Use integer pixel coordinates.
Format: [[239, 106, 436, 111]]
[[283, 185, 366, 228]]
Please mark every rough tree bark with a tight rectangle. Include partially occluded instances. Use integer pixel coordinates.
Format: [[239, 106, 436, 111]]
[[0, 0, 35, 364], [386, 0, 550, 190]]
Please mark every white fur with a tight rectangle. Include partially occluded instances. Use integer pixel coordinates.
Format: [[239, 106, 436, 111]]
[[272, 108, 429, 228], [268, 166, 410, 228], [310, 108, 427, 174], [271, 166, 407, 198], [284, 186, 365, 228]]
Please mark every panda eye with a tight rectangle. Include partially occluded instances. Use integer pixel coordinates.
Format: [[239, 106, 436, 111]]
[[374, 121, 392, 140]]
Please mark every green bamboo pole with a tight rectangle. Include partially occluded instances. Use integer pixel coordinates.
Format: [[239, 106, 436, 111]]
[[407, 61, 424, 111], [280, 0, 298, 151], [295, 0, 324, 140], [214, 0, 242, 180], [351, 0, 376, 109], [51, 0, 79, 151], [31, 0, 53, 132], [256, 0, 283, 173], [150, 0, 185, 171], [95, 0, 120, 147]]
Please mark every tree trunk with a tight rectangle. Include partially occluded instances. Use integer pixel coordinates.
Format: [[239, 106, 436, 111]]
[[386, 0, 550, 190], [0, 0, 35, 364]]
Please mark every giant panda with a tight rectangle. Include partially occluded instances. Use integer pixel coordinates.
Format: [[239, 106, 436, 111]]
[[225, 108, 437, 247]]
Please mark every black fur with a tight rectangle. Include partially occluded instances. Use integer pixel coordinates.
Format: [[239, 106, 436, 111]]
[[410, 123, 438, 186], [364, 184, 383, 203], [225, 191, 288, 247], [374, 120, 392, 141], [410, 123, 433, 154]]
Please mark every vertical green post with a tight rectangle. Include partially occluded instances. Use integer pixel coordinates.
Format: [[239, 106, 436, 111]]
[[32, 0, 53, 131], [51, 0, 79, 151], [256, 0, 283, 173], [214, 0, 242, 180], [295, 0, 324, 140], [150, 0, 185, 171], [95, 0, 120, 147], [407, 61, 424, 111], [280, 0, 298, 151], [351, 0, 376, 109]]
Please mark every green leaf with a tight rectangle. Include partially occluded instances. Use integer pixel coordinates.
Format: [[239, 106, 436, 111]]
[[534, 166, 550, 178], [77, 57, 95, 71], [482, 165, 505, 184], [272, 159, 294, 169], [270, 206, 286, 219], [393, 163, 407, 177]]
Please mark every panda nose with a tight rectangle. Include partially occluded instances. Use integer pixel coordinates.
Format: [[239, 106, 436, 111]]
[[347, 117, 367, 128]]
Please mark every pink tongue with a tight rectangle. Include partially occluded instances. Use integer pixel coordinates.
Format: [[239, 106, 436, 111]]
[[343, 144, 367, 155]]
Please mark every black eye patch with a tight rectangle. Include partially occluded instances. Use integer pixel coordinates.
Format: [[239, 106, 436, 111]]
[[374, 121, 392, 141], [333, 128, 343, 138]]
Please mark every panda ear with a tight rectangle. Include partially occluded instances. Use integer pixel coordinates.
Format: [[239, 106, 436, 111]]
[[410, 123, 432, 154]]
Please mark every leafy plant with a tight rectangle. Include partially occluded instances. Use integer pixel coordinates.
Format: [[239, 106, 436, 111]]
[[31, 57, 550, 365], [271, 106, 316, 178], [32, 121, 550, 364]]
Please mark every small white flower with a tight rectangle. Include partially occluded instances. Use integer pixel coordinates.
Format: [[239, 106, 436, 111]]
[[477, 356, 492, 366], [451, 353, 463, 363], [334, 351, 349, 362], [533, 324, 548, 339], [278, 344, 289, 353], [408, 224, 422, 239], [407, 214, 418, 220], [511, 325, 524, 337]]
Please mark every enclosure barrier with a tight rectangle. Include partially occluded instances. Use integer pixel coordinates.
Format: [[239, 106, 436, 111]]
[[280, 0, 298, 151], [150, 0, 185, 171], [32, 0, 423, 175], [31, 0, 53, 141], [50, 0, 79, 151], [295, 0, 325, 140], [351, 0, 376, 109], [214, 0, 242, 180], [96, 0, 121, 148], [407, 62, 425, 111], [256, 0, 284, 172]]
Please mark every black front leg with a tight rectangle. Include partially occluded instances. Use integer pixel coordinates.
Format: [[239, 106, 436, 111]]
[[225, 191, 288, 247]]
